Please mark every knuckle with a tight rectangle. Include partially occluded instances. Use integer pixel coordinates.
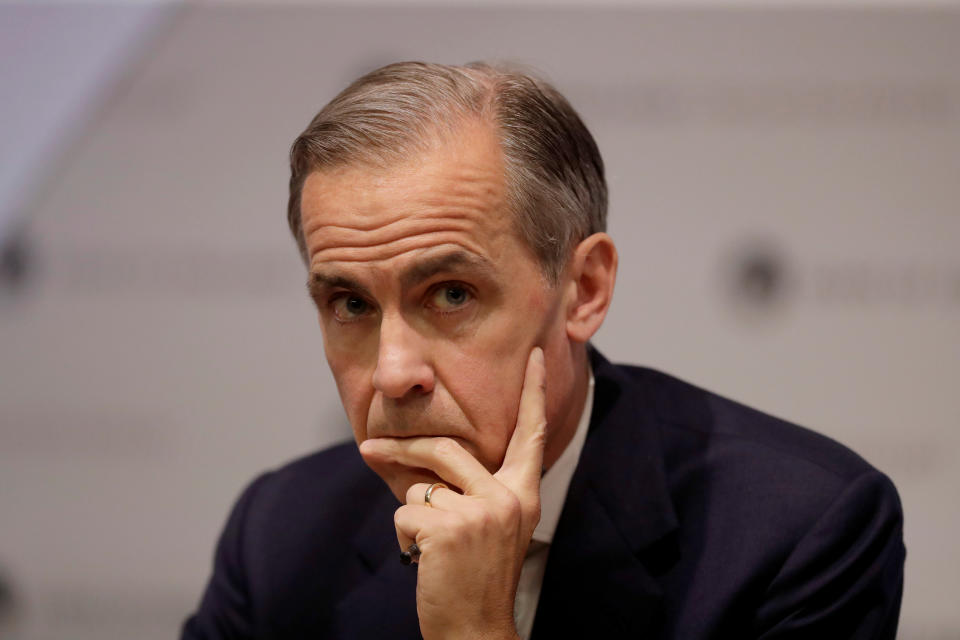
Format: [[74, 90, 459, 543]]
[[491, 491, 522, 526], [525, 499, 542, 526], [503, 492, 523, 519], [405, 484, 421, 505], [475, 507, 497, 530], [431, 437, 459, 460]]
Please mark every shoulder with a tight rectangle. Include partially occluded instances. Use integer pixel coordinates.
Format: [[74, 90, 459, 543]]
[[592, 359, 904, 635], [591, 354, 901, 562], [184, 441, 397, 637], [608, 362, 882, 489]]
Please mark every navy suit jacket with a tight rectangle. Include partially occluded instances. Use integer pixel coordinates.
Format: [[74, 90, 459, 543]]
[[183, 351, 904, 638]]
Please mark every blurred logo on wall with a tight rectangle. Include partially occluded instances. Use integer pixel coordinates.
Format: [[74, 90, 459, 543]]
[[0, 227, 31, 299], [728, 239, 793, 314], [724, 237, 960, 322]]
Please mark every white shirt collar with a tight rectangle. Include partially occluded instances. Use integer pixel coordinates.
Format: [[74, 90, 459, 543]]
[[531, 368, 594, 545]]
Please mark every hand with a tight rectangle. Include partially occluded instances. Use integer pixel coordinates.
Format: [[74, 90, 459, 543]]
[[359, 346, 547, 640]]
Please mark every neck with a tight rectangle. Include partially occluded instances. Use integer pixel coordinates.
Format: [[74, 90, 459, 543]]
[[542, 345, 591, 472]]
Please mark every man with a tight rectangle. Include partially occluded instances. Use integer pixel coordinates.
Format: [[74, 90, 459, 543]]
[[183, 62, 904, 639]]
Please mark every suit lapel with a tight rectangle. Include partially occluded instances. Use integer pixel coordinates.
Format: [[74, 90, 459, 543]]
[[333, 490, 423, 639], [532, 349, 679, 638]]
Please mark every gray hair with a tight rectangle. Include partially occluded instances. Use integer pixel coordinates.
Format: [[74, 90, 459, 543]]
[[287, 61, 607, 283]]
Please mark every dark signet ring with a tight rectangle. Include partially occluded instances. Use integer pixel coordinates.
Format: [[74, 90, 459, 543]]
[[400, 543, 420, 565], [424, 482, 447, 507]]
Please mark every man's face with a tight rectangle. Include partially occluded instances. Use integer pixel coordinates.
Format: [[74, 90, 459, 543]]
[[299, 121, 570, 501]]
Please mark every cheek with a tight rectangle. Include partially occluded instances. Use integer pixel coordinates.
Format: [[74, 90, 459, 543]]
[[455, 354, 524, 419], [437, 304, 553, 465], [445, 355, 525, 466], [541, 334, 574, 421], [325, 348, 374, 441]]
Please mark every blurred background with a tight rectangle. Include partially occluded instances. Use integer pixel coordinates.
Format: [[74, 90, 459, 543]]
[[1, 0, 957, 638]]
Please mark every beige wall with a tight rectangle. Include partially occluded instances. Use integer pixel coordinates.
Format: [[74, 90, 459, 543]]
[[1, 5, 957, 638]]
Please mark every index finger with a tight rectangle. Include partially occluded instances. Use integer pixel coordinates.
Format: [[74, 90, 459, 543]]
[[495, 346, 547, 493]]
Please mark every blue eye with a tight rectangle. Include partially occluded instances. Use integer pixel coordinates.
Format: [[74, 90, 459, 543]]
[[332, 294, 372, 321], [430, 284, 471, 311]]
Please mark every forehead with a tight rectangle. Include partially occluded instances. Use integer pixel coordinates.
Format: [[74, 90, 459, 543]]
[[299, 120, 519, 272]]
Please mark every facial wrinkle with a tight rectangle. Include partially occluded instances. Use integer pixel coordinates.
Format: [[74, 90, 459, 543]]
[[311, 230, 490, 266], [302, 187, 493, 234], [310, 215, 478, 253], [303, 158, 504, 234], [306, 186, 500, 242]]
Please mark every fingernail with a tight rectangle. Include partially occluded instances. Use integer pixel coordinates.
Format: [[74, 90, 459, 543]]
[[533, 347, 544, 365]]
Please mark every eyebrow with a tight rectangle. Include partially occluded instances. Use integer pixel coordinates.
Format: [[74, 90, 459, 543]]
[[398, 250, 496, 288], [307, 250, 496, 302], [307, 272, 373, 303]]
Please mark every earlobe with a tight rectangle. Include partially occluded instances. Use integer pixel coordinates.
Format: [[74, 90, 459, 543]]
[[565, 233, 618, 343]]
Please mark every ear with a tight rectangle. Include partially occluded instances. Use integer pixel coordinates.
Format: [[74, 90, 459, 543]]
[[564, 233, 618, 343]]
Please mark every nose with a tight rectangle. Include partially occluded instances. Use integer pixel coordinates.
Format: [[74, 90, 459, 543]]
[[372, 313, 435, 399]]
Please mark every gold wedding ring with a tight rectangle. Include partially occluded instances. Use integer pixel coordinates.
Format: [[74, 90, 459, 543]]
[[424, 482, 447, 507]]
